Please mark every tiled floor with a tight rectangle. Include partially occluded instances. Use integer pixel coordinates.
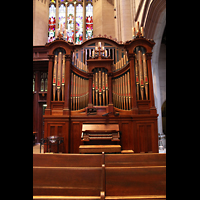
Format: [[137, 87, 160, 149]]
[[33, 143, 166, 154]]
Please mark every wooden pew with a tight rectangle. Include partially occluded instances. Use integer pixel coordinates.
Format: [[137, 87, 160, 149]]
[[33, 153, 105, 200], [33, 153, 166, 200], [104, 153, 166, 200]]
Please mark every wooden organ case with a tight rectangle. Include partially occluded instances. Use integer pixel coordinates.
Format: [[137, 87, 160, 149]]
[[42, 33, 158, 153]]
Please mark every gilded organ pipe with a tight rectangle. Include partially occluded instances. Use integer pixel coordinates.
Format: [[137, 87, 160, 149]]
[[102, 71, 105, 106], [71, 72, 73, 110], [92, 75, 95, 105], [70, 72, 89, 110], [142, 53, 149, 100], [53, 55, 57, 101], [138, 50, 144, 100], [62, 54, 65, 101], [135, 47, 149, 100], [99, 69, 102, 106], [105, 72, 108, 105], [135, 53, 139, 100], [112, 70, 131, 110], [57, 52, 62, 101], [95, 70, 98, 105], [127, 71, 131, 109]]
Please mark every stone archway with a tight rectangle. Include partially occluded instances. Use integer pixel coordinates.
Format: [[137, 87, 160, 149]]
[[144, 1, 166, 138]]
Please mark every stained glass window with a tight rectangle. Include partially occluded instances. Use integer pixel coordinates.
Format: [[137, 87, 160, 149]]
[[75, 4, 83, 44], [48, 4, 56, 43], [48, 1, 93, 43], [59, 4, 66, 35], [67, 4, 74, 42], [86, 3, 93, 39]]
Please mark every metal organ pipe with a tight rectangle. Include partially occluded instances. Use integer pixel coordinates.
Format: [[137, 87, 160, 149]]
[[135, 47, 149, 100], [70, 72, 89, 110], [92, 68, 109, 106], [112, 70, 131, 110]]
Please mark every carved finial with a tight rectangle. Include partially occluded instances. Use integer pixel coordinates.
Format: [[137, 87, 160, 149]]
[[57, 32, 63, 40]]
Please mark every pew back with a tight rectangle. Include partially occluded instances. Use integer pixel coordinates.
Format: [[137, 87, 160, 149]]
[[33, 153, 104, 197], [33, 153, 166, 199]]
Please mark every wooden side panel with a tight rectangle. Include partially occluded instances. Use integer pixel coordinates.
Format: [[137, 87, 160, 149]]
[[44, 121, 69, 153], [120, 122, 129, 150], [70, 122, 82, 153], [136, 122, 157, 153]]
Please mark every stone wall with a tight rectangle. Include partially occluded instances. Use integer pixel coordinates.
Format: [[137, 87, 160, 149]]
[[33, 0, 49, 46]]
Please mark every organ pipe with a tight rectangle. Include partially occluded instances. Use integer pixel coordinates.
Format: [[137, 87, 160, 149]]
[[135, 47, 149, 100], [70, 72, 89, 110], [53, 55, 57, 101], [138, 50, 144, 100], [57, 52, 62, 101], [112, 70, 131, 110], [142, 53, 149, 100], [62, 54, 65, 101]]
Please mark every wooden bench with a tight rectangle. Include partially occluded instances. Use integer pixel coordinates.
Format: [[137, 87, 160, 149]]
[[33, 153, 166, 200], [33, 153, 106, 199], [104, 153, 166, 199]]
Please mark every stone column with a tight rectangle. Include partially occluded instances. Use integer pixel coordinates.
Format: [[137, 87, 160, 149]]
[[119, 0, 132, 42], [56, 0, 59, 29]]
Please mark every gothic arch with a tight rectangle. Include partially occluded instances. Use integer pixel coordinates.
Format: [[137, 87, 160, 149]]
[[146, 2, 166, 136]]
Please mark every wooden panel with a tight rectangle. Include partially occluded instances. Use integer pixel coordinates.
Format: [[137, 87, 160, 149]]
[[121, 122, 130, 150], [105, 153, 166, 167], [106, 166, 166, 196], [79, 145, 121, 153], [33, 167, 102, 196], [33, 154, 103, 167], [147, 124, 152, 152], [45, 121, 69, 153], [137, 124, 146, 153], [136, 122, 155, 153], [33, 153, 166, 199], [71, 122, 82, 153]]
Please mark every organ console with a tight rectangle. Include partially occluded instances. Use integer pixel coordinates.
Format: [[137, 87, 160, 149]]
[[81, 124, 120, 143], [41, 29, 158, 154]]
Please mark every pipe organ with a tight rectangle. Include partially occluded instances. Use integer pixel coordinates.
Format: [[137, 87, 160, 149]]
[[42, 34, 158, 154]]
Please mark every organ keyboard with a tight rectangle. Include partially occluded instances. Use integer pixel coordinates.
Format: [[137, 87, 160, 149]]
[[81, 124, 120, 142]]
